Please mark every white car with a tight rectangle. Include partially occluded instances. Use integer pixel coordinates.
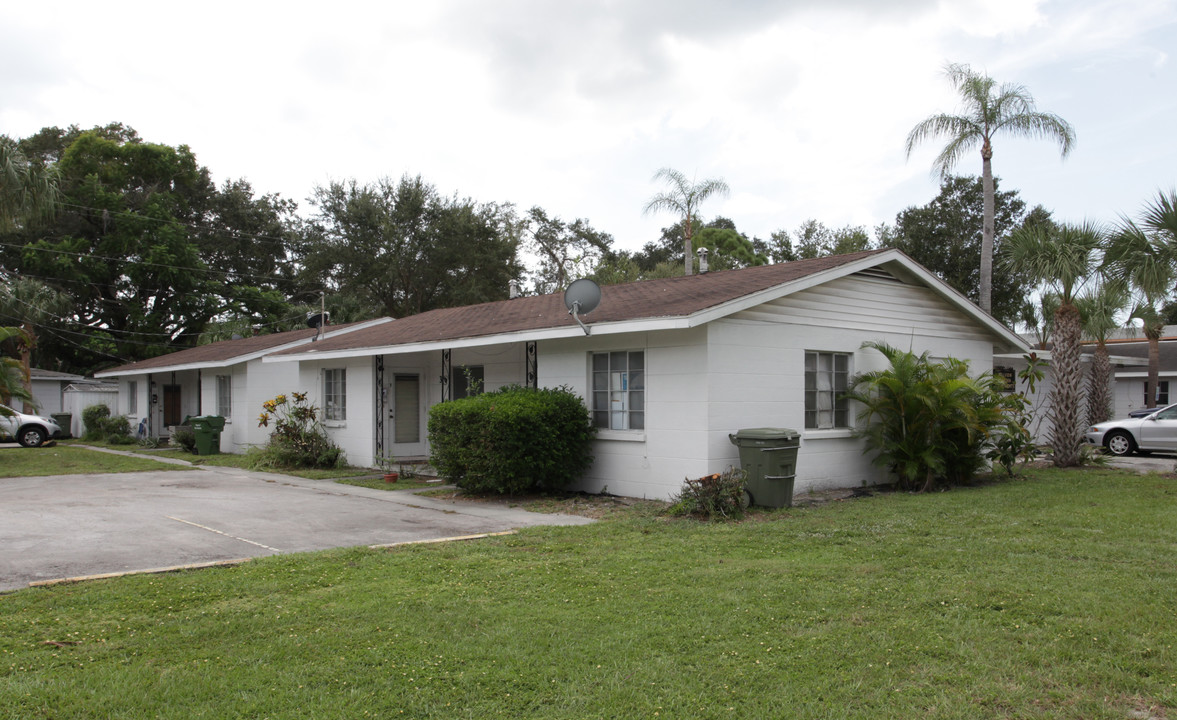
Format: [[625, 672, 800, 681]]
[[0, 405, 63, 448], [1086, 403, 1177, 456]]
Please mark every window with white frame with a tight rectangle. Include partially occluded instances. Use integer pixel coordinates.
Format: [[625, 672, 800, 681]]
[[591, 351, 644, 430], [215, 375, 232, 417], [805, 351, 850, 429], [128, 381, 138, 415], [324, 368, 347, 421], [1146, 380, 1170, 407]]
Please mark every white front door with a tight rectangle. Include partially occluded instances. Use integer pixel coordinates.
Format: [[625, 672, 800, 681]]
[[386, 370, 427, 458]]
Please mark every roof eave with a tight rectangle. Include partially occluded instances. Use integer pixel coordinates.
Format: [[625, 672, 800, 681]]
[[94, 318, 393, 377]]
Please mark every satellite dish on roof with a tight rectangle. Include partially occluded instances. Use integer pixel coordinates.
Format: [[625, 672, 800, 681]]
[[563, 278, 601, 336], [306, 311, 330, 329]]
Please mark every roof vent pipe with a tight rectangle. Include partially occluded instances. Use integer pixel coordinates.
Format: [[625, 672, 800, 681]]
[[697, 247, 710, 274]]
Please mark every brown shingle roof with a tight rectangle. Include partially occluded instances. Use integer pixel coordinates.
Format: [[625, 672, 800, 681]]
[[274, 250, 890, 356], [97, 320, 383, 375]]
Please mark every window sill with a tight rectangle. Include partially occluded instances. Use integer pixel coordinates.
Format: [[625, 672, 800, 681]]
[[803, 428, 855, 440], [324, 420, 347, 428], [595, 430, 646, 443]]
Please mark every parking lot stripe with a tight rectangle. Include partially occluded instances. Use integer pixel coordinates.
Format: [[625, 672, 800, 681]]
[[167, 516, 281, 552]]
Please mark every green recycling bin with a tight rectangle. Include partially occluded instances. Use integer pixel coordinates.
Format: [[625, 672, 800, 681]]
[[189, 415, 226, 455], [729, 428, 801, 508]]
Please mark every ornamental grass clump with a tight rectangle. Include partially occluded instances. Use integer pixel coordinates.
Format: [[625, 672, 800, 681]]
[[667, 466, 748, 520], [253, 391, 344, 469]]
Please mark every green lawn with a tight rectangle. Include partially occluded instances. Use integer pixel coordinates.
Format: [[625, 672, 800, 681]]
[[59, 441, 378, 480], [0, 445, 194, 477], [2, 467, 1174, 718]]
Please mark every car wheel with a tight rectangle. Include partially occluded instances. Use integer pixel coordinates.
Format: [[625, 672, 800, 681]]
[[18, 426, 47, 448], [1104, 430, 1136, 457]]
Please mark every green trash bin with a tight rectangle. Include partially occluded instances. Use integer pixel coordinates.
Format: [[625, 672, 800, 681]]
[[729, 428, 801, 508], [189, 415, 226, 455], [51, 413, 73, 439]]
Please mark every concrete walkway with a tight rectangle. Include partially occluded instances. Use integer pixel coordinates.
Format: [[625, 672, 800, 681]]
[[0, 449, 593, 593]]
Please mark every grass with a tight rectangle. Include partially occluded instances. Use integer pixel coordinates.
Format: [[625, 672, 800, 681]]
[[60, 440, 377, 480], [0, 445, 193, 478], [1, 467, 1175, 718]]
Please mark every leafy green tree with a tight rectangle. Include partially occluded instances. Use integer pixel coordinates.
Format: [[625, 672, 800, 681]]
[[906, 62, 1075, 314], [767, 220, 874, 262], [521, 206, 614, 294], [299, 175, 522, 318], [1106, 189, 1177, 409], [2, 124, 304, 372], [886, 175, 1043, 326], [642, 168, 729, 276], [0, 136, 59, 232], [1077, 281, 1129, 425], [693, 226, 767, 270], [1004, 221, 1105, 466]]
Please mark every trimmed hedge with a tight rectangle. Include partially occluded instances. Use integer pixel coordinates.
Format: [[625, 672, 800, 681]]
[[428, 385, 596, 495]]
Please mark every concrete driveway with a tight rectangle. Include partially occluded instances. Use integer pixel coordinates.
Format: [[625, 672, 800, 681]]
[[0, 462, 593, 593]]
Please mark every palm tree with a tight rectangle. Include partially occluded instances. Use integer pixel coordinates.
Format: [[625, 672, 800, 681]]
[[0, 278, 70, 413], [906, 63, 1075, 314], [642, 168, 729, 276], [1076, 281, 1129, 425], [1106, 190, 1177, 410], [0, 135, 60, 231], [1004, 221, 1104, 467], [0, 327, 35, 416]]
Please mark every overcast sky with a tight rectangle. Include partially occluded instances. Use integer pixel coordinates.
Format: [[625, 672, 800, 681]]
[[3, 0, 1175, 253]]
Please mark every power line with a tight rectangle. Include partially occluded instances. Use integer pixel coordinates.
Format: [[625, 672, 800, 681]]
[[0, 240, 301, 287]]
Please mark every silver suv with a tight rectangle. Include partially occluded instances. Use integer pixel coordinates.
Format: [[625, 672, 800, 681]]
[[0, 405, 63, 447]]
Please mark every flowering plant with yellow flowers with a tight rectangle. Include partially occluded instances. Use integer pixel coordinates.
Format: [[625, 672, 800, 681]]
[[253, 390, 343, 469]]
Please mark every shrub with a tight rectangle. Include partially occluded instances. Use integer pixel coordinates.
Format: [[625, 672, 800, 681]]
[[253, 391, 344, 469], [668, 467, 748, 520], [81, 404, 112, 441], [847, 341, 1024, 492], [428, 385, 595, 495], [171, 426, 197, 453], [81, 404, 134, 443]]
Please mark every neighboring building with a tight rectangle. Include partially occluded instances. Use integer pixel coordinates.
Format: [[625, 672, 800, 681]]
[[28, 368, 86, 415], [1096, 328, 1177, 418], [257, 249, 1028, 499], [94, 319, 391, 452]]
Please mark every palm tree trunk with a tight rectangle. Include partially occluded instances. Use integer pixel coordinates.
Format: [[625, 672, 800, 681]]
[[1087, 342, 1112, 425], [19, 322, 34, 414], [1050, 303, 1082, 467], [1146, 330, 1161, 408], [683, 213, 694, 276], [980, 141, 995, 314]]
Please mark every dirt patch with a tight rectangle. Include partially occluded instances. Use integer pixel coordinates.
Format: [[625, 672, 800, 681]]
[[413, 488, 668, 519]]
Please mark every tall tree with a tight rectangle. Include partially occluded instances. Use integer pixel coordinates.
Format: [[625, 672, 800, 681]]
[[887, 175, 1044, 326], [1004, 221, 1105, 467], [0, 136, 59, 232], [0, 278, 70, 412], [768, 220, 874, 262], [521, 207, 613, 294], [1106, 189, 1177, 409], [642, 168, 729, 276], [1, 124, 304, 372], [906, 62, 1075, 314], [300, 175, 522, 318], [1076, 281, 1129, 425], [0, 326, 36, 415]]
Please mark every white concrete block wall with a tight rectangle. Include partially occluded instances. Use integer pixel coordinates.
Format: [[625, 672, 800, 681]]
[[299, 357, 377, 469]]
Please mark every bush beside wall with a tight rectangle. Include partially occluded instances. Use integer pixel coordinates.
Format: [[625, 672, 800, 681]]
[[428, 385, 595, 495]]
